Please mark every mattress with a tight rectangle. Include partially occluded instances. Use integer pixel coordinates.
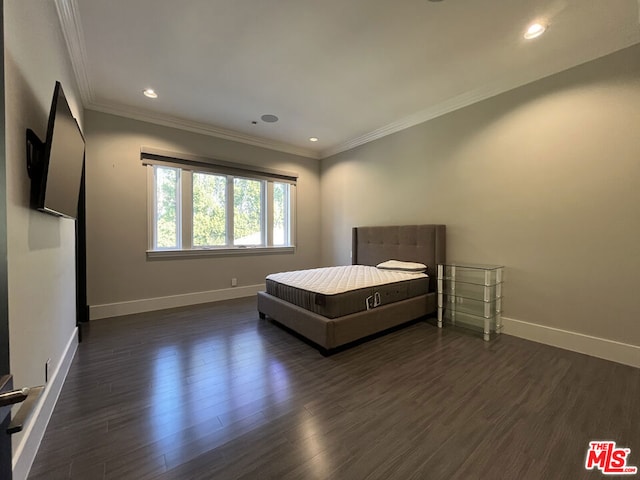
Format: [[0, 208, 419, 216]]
[[265, 265, 429, 319]]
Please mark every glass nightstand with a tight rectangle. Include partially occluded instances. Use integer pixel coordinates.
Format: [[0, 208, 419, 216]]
[[437, 263, 504, 341]]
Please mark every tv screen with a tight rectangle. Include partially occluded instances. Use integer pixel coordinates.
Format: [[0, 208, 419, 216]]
[[30, 81, 85, 219]]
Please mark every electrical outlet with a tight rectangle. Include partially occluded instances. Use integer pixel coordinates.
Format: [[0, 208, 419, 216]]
[[45, 358, 51, 383], [231, 277, 237, 287]]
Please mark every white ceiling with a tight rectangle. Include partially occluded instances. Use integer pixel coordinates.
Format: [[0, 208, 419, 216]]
[[56, 0, 640, 159]]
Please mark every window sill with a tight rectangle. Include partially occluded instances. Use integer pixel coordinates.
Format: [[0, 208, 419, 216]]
[[146, 246, 296, 259]]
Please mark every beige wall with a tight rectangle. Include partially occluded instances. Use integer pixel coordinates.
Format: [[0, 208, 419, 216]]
[[5, 0, 83, 455], [85, 111, 321, 307], [321, 44, 640, 346]]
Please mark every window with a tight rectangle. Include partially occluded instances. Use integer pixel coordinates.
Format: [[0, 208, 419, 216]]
[[233, 177, 263, 246], [153, 166, 180, 249], [144, 149, 296, 255], [192, 172, 226, 247], [273, 182, 290, 246]]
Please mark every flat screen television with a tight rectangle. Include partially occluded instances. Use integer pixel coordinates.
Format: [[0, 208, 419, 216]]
[[26, 81, 85, 219]]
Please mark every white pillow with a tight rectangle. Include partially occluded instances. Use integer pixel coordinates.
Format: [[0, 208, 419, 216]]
[[376, 260, 427, 273]]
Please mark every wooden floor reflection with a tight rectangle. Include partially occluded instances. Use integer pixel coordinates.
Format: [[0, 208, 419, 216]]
[[29, 297, 640, 479]]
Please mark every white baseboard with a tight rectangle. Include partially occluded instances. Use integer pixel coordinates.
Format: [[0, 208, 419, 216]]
[[502, 317, 640, 369], [12, 327, 78, 480], [90, 284, 266, 320]]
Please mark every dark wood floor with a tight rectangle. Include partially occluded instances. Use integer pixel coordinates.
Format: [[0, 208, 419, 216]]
[[28, 297, 639, 480]]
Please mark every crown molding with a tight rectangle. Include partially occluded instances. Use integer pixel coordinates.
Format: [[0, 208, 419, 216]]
[[54, 0, 93, 105], [86, 101, 321, 159], [320, 33, 640, 159], [319, 79, 535, 158], [55, 0, 319, 159], [56, 0, 640, 162]]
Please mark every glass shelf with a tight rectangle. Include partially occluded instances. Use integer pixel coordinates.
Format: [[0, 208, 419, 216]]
[[442, 310, 502, 340], [439, 264, 503, 286], [439, 279, 502, 302], [440, 263, 504, 270], [437, 263, 505, 341], [442, 294, 501, 318]]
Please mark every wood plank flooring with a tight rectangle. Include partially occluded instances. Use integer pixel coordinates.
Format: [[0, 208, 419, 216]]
[[28, 297, 640, 479]]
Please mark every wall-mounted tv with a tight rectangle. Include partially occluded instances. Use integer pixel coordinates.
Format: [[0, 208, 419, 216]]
[[26, 81, 85, 219]]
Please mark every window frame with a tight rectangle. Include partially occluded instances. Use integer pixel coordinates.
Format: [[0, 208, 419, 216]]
[[231, 175, 266, 247], [271, 181, 290, 247], [144, 149, 297, 258], [151, 165, 182, 250], [190, 170, 228, 249]]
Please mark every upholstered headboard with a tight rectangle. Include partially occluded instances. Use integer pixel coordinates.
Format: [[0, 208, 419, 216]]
[[352, 224, 446, 292]]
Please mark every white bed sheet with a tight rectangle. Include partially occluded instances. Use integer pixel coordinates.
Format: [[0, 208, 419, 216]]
[[266, 265, 427, 296]]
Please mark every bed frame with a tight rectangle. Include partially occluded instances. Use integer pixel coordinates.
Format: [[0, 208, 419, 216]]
[[257, 224, 446, 352]]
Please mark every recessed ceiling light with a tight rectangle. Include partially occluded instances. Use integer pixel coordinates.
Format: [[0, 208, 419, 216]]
[[309, 137, 319, 142], [261, 114, 279, 123], [524, 22, 547, 40], [143, 88, 158, 98]]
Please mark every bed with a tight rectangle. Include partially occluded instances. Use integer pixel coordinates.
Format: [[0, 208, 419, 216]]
[[257, 224, 446, 353]]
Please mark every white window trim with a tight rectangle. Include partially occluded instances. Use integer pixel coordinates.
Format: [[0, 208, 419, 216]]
[[144, 149, 297, 258], [146, 245, 295, 259]]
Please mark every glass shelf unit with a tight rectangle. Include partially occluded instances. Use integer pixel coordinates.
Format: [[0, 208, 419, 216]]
[[437, 263, 504, 341]]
